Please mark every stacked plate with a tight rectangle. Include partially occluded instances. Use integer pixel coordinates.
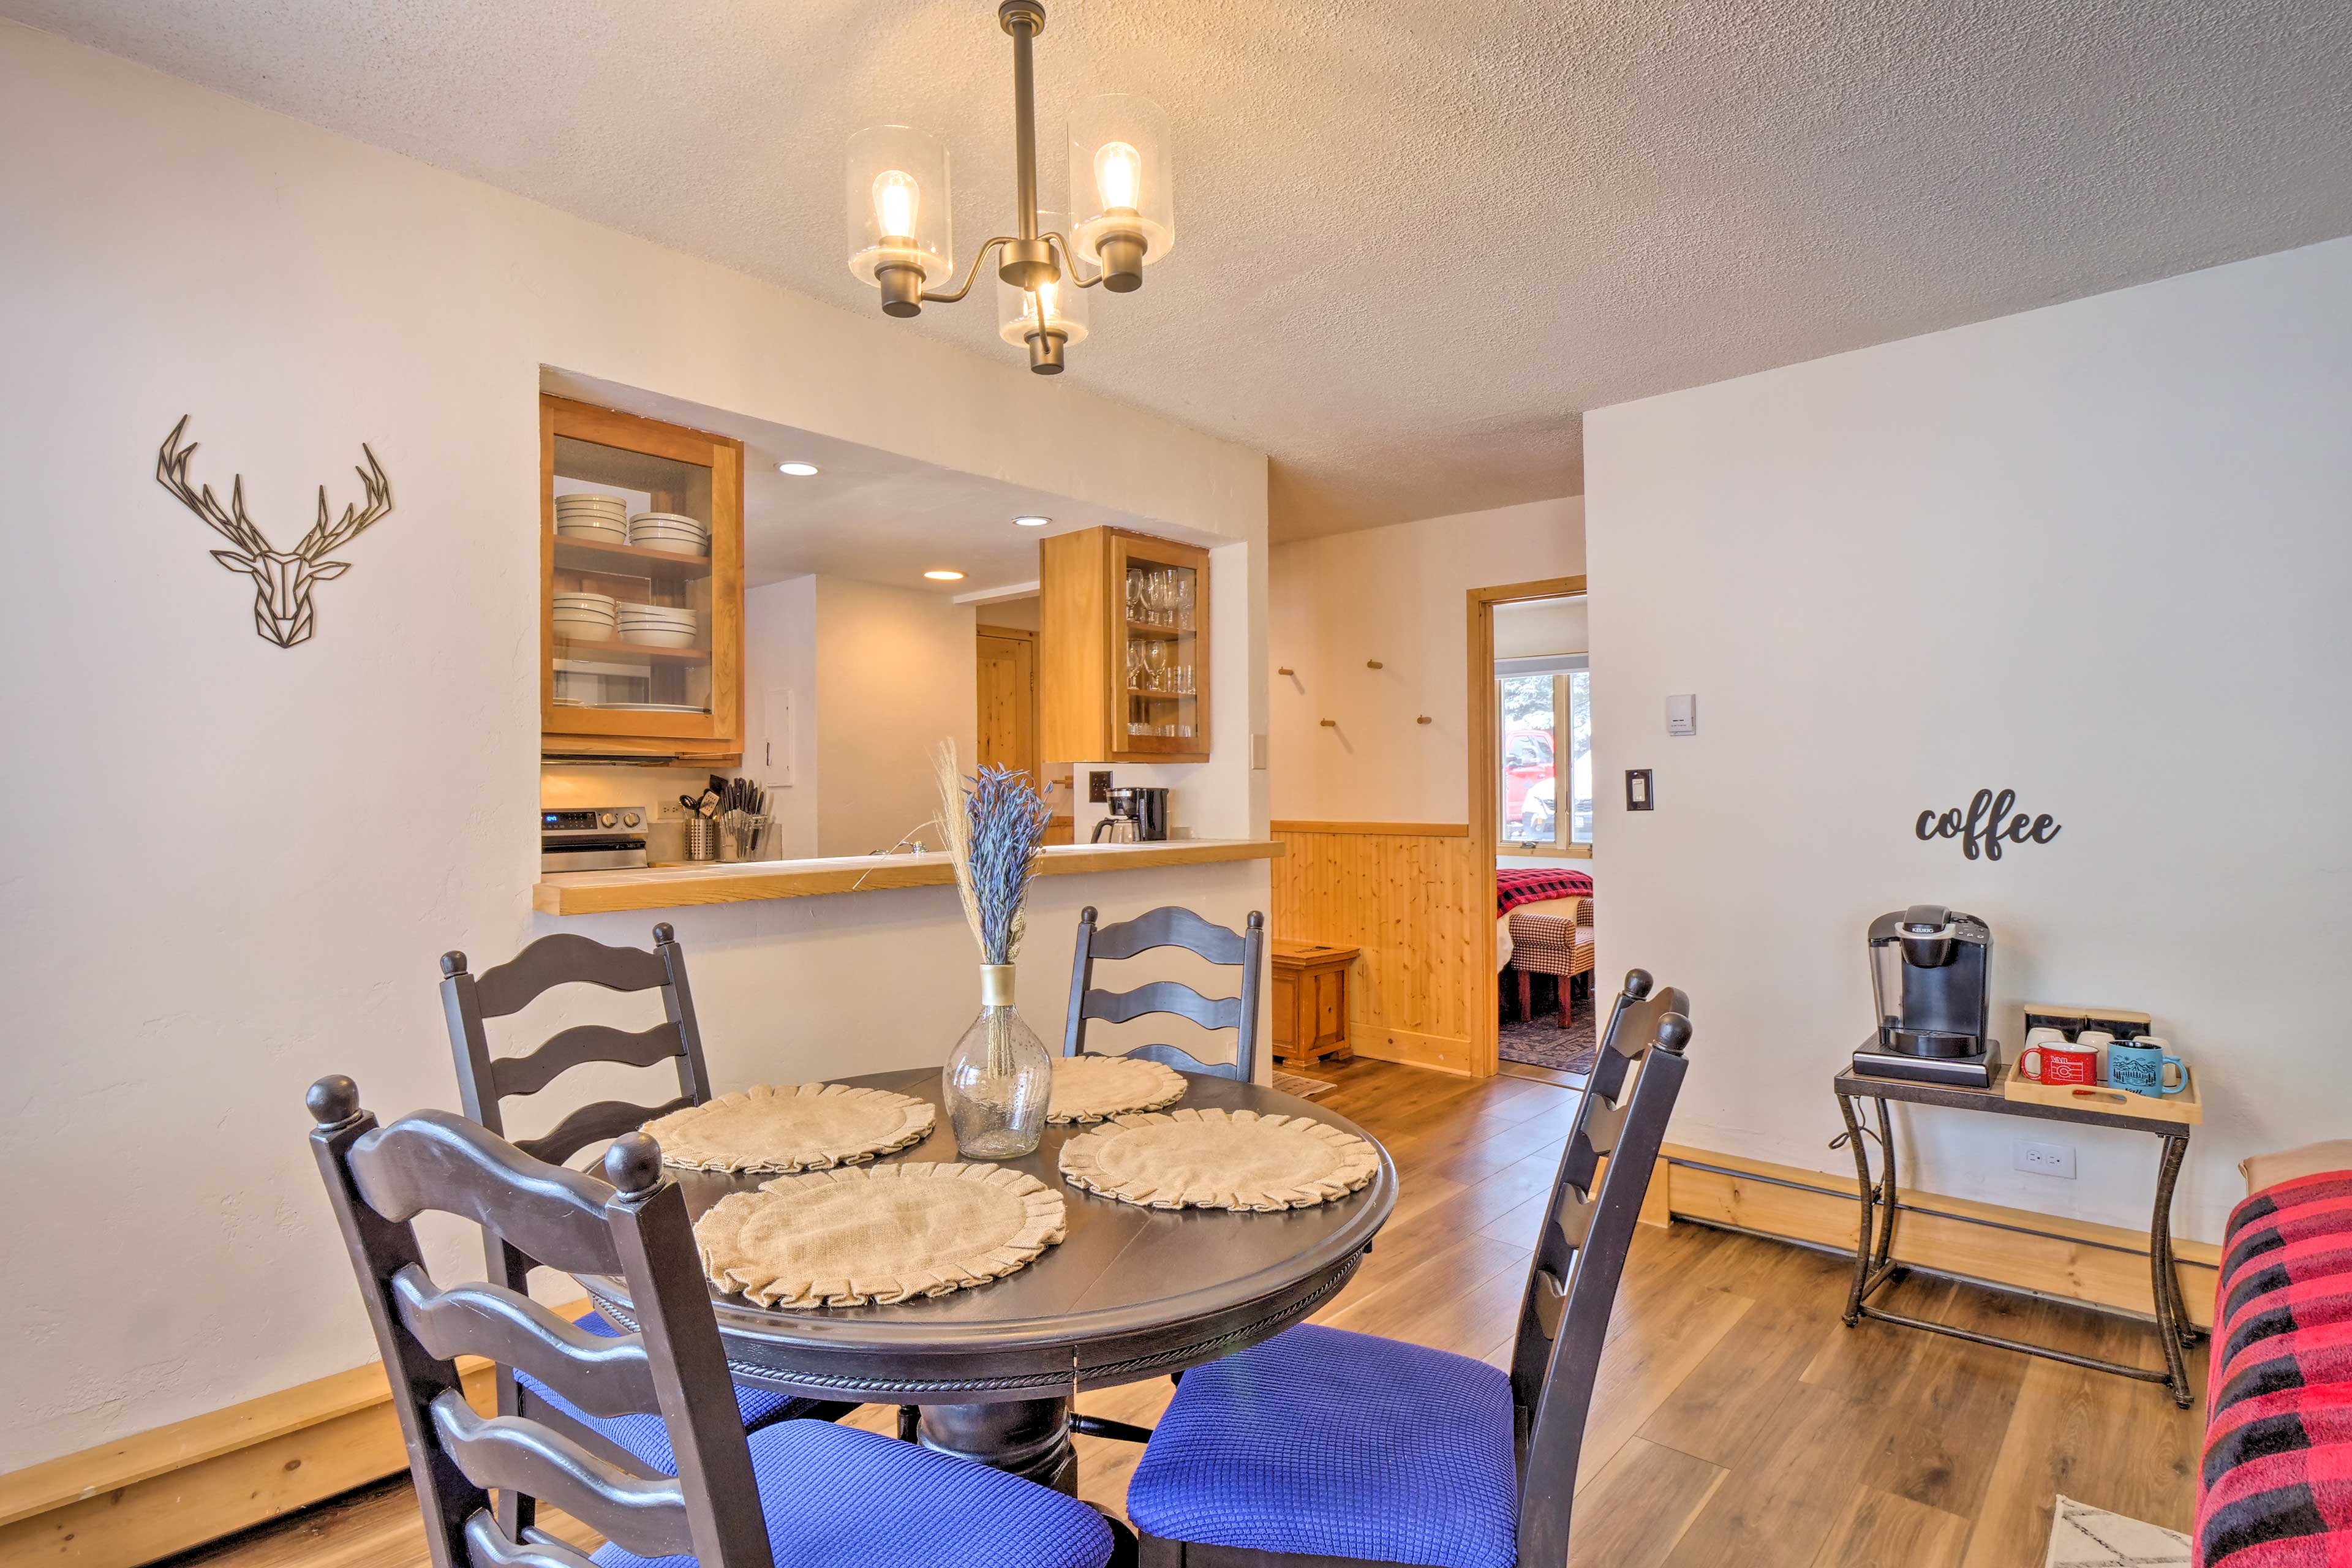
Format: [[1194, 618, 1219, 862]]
[[556, 493, 628, 543], [553, 591, 617, 641], [629, 511, 709, 557], [618, 603, 699, 649]]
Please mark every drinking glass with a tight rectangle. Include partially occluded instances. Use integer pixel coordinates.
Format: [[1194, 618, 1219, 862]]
[[1142, 641, 1167, 690]]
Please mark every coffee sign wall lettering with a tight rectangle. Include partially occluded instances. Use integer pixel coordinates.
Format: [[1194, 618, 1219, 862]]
[[1915, 788, 2060, 862]]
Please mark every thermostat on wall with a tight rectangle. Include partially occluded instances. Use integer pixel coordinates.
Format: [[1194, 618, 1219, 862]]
[[1666, 694, 1697, 736]]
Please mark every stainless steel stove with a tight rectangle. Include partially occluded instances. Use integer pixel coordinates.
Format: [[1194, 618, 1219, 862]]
[[541, 804, 649, 873]]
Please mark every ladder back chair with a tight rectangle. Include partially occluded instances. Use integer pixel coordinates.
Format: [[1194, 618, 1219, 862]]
[[1064, 906, 1267, 1082], [440, 923, 712, 1166], [305, 1079, 1117, 1568], [1125, 968, 1694, 1568], [440, 925, 846, 1528]]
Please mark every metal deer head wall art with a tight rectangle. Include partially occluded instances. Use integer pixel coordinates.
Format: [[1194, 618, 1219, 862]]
[[155, 416, 393, 649]]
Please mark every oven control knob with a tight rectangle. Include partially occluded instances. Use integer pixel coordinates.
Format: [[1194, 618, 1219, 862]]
[[599, 811, 617, 828], [622, 811, 642, 828]]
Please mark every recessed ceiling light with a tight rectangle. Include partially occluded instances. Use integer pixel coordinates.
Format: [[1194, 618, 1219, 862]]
[[924, 569, 966, 581], [1013, 514, 1051, 527], [777, 461, 820, 477]]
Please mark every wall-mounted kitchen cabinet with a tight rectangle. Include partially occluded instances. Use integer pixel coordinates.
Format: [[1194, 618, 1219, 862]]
[[1040, 526, 1210, 764], [540, 395, 744, 762]]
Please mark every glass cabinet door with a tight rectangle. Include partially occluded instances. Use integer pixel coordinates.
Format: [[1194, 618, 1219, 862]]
[[550, 434, 714, 717], [541, 396, 743, 755], [1112, 534, 1208, 759]]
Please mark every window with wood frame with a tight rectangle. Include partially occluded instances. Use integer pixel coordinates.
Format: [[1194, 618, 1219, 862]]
[[1496, 654, 1591, 856]]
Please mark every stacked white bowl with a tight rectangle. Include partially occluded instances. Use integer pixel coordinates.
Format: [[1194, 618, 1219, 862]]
[[556, 493, 629, 543], [552, 591, 618, 641], [617, 603, 699, 649], [628, 510, 709, 557]]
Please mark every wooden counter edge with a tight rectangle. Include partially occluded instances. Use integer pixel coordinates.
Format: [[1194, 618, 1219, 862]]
[[533, 839, 1287, 916]]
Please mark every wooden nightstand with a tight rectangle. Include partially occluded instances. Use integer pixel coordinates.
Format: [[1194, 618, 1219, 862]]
[[1270, 940, 1358, 1068]]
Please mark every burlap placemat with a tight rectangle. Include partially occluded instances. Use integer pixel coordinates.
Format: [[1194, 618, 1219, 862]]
[[641, 1082, 933, 1174], [1048, 1054, 1188, 1123], [1058, 1107, 1380, 1212], [695, 1163, 1066, 1308]]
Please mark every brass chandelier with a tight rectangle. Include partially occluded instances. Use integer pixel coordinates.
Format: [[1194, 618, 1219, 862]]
[[846, 0, 1174, 374]]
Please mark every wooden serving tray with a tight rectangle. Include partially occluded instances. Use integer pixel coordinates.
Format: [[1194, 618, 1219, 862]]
[[2002, 1066, 2202, 1125]]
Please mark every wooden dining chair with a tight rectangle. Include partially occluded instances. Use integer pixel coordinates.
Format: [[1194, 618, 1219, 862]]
[[304, 1079, 1117, 1568], [1063, 906, 1268, 1082], [1123, 968, 1694, 1568], [439, 924, 849, 1530]]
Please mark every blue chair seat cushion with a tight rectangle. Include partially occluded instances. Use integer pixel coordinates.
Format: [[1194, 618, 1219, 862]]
[[514, 1311, 809, 1475], [590, 1419, 1114, 1568], [1127, 1323, 1519, 1568]]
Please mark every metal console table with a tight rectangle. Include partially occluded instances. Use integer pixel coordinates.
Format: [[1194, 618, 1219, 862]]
[[1832, 1049, 2203, 1408]]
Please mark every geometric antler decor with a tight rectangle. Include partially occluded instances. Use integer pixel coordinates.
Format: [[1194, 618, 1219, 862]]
[[154, 415, 393, 649]]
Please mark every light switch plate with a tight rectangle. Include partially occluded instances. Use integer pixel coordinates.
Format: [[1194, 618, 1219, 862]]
[[1089, 770, 1113, 803], [1626, 769, 1654, 810]]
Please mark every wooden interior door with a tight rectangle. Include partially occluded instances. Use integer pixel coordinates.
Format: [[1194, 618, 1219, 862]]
[[976, 627, 1039, 789]]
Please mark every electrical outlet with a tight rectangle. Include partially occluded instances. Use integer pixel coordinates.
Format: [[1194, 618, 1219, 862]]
[[2014, 1140, 2076, 1179]]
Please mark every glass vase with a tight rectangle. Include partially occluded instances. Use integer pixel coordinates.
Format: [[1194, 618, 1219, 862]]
[[942, 965, 1052, 1159]]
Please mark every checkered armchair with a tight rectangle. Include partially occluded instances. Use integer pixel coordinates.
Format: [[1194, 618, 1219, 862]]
[[1125, 969, 1694, 1568], [1510, 897, 1595, 1026]]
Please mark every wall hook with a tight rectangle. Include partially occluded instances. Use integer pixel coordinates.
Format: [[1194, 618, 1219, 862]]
[[1276, 666, 1294, 676], [1366, 659, 1384, 669], [1415, 715, 1433, 725], [1319, 718, 1336, 728]]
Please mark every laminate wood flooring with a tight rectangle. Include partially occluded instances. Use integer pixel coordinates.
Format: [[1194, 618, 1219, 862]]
[[171, 1058, 2203, 1568]]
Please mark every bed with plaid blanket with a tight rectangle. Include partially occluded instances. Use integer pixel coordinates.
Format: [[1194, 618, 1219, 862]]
[[2197, 1169, 2352, 1566], [1496, 866, 1593, 918]]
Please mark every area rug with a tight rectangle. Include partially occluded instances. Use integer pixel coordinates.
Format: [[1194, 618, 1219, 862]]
[[2043, 1495, 2189, 1566], [1273, 1071, 1334, 1101], [1499, 987, 1599, 1077]]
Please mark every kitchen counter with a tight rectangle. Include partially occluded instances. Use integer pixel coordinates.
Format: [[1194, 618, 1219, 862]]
[[532, 838, 1285, 916]]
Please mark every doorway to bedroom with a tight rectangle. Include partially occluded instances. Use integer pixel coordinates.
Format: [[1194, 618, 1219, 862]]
[[1468, 578, 1594, 1085]]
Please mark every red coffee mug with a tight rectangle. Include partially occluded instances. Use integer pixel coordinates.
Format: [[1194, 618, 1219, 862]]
[[2019, 1041, 2098, 1085]]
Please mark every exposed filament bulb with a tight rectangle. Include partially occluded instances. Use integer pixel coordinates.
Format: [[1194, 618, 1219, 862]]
[[1093, 141, 1142, 212], [871, 169, 919, 239]]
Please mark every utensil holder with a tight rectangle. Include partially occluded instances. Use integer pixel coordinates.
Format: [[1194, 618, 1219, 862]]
[[684, 816, 718, 862], [719, 810, 755, 862]]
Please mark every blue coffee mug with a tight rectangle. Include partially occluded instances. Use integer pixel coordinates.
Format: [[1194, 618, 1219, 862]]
[[2109, 1037, 2185, 1097]]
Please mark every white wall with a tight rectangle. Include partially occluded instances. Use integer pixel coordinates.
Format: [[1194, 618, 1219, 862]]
[[745, 575, 821, 857], [1586, 236, 2352, 1245], [812, 576, 978, 856], [1268, 497, 1585, 823], [0, 22, 1267, 1472]]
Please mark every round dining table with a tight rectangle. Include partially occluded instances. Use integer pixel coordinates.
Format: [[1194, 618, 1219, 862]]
[[577, 1065, 1397, 1494]]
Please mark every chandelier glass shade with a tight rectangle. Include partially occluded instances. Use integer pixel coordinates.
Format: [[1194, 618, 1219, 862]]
[[845, 0, 1172, 373], [844, 125, 954, 311]]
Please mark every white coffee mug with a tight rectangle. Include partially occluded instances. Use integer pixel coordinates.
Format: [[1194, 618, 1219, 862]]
[[2076, 1030, 2114, 1083]]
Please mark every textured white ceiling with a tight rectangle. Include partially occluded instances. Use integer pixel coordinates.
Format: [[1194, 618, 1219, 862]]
[[12, 1, 2350, 540]]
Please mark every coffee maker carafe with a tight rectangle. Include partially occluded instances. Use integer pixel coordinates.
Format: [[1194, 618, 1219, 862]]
[[1090, 786, 1170, 843], [1854, 905, 2000, 1086]]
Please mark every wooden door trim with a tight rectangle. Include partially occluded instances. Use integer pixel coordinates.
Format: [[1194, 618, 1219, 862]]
[[1466, 574, 1589, 1077]]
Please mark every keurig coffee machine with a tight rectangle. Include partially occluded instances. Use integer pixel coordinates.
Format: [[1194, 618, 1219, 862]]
[[1853, 905, 2000, 1087]]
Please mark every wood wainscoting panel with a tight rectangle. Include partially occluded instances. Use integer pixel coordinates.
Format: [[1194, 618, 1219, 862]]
[[1270, 824, 1483, 1076]]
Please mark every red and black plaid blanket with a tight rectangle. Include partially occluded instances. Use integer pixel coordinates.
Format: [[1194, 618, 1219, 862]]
[[1496, 867, 1593, 918], [2197, 1169, 2352, 1566]]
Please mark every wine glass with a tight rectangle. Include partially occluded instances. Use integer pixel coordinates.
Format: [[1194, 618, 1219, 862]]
[[1142, 640, 1167, 691]]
